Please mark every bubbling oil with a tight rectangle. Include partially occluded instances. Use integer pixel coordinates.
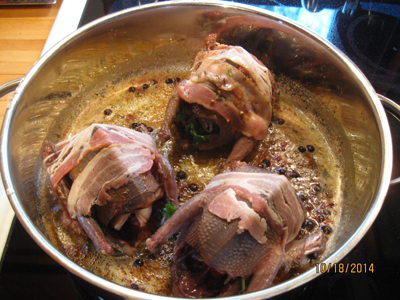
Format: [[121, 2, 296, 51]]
[[37, 70, 345, 295]]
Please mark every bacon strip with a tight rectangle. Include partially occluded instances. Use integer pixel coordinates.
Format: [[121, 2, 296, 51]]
[[205, 171, 303, 242], [208, 188, 268, 244], [159, 34, 276, 158], [68, 143, 156, 218], [43, 124, 157, 190]]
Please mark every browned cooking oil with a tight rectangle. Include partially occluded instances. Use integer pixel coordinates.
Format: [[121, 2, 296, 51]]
[[36, 69, 344, 296]]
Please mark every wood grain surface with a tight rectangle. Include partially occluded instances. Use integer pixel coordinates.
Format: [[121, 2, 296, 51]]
[[0, 0, 61, 126]]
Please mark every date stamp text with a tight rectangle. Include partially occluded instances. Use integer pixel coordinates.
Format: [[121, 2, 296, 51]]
[[315, 263, 374, 274]]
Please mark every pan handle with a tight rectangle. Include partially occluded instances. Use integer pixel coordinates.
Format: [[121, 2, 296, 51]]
[[0, 78, 23, 98], [378, 94, 400, 185]]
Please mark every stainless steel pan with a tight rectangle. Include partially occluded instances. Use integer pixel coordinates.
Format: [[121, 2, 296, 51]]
[[1, 1, 399, 299]]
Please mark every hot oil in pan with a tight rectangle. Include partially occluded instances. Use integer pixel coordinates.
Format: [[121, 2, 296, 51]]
[[36, 54, 346, 295]]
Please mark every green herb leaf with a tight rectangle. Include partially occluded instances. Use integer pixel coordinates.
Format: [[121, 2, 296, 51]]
[[185, 119, 206, 145], [241, 277, 246, 291], [174, 106, 189, 123], [228, 69, 232, 76], [163, 202, 177, 219]]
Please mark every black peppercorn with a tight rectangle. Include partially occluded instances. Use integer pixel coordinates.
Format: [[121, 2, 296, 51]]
[[303, 219, 316, 231], [133, 259, 144, 268], [307, 144, 315, 152], [320, 225, 332, 234], [188, 183, 199, 192], [132, 123, 146, 130], [298, 146, 306, 153], [128, 86, 136, 93], [131, 283, 140, 290], [103, 109, 112, 116], [142, 83, 149, 90], [146, 253, 156, 262], [277, 118, 285, 125], [165, 78, 174, 84], [176, 170, 187, 180], [259, 159, 271, 169]]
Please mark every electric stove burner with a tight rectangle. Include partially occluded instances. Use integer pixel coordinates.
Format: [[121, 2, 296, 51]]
[[331, 4, 400, 98]]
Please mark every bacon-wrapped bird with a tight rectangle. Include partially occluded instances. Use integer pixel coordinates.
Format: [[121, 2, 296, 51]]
[[42, 124, 178, 256], [146, 163, 325, 297], [159, 34, 277, 162]]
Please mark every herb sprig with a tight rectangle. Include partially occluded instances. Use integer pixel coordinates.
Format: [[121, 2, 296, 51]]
[[163, 202, 177, 219]]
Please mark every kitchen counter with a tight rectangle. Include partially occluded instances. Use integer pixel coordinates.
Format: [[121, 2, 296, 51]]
[[0, 0, 87, 264], [0, 1, 62, 127]]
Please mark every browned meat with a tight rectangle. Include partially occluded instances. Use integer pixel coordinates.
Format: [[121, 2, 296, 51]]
[[146, 164, 324, 297], [42, 124, 178, 255], [159, 34, 277, 162]]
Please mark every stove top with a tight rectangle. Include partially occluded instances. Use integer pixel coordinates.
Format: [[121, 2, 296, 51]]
[[1, 1, 399, 299]]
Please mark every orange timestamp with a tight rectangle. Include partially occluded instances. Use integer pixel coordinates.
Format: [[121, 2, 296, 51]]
[[315, 263, 374, 274]]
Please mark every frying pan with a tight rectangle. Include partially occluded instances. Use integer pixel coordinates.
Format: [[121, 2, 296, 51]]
[[1, 1, 399, 299]]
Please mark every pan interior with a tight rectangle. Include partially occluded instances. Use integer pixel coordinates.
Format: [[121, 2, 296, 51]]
[[33, 37, 351, 294], [2, 3, 384, 298]]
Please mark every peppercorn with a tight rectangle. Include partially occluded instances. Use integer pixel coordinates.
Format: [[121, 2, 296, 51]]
[[133, 259, 144, 268], [188, 183, 199, 192], [259, 159, 271, 169], [150, 79, 158, 85], [176, 170, 187, 180], [165, 78, 174, 84], [131, 123, 141, 129], [103, 109, 112, 116], [307, 145, 315, 152], [131, 283, 140, 290], [128, 86, 136, 93], [277, 118, 285, 125], [303, 219, 316, 231], [146, 253, 156, 262], [320, 225, 332, 234], [142, 83, 149, 90], [298, 146, 306, 153]]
